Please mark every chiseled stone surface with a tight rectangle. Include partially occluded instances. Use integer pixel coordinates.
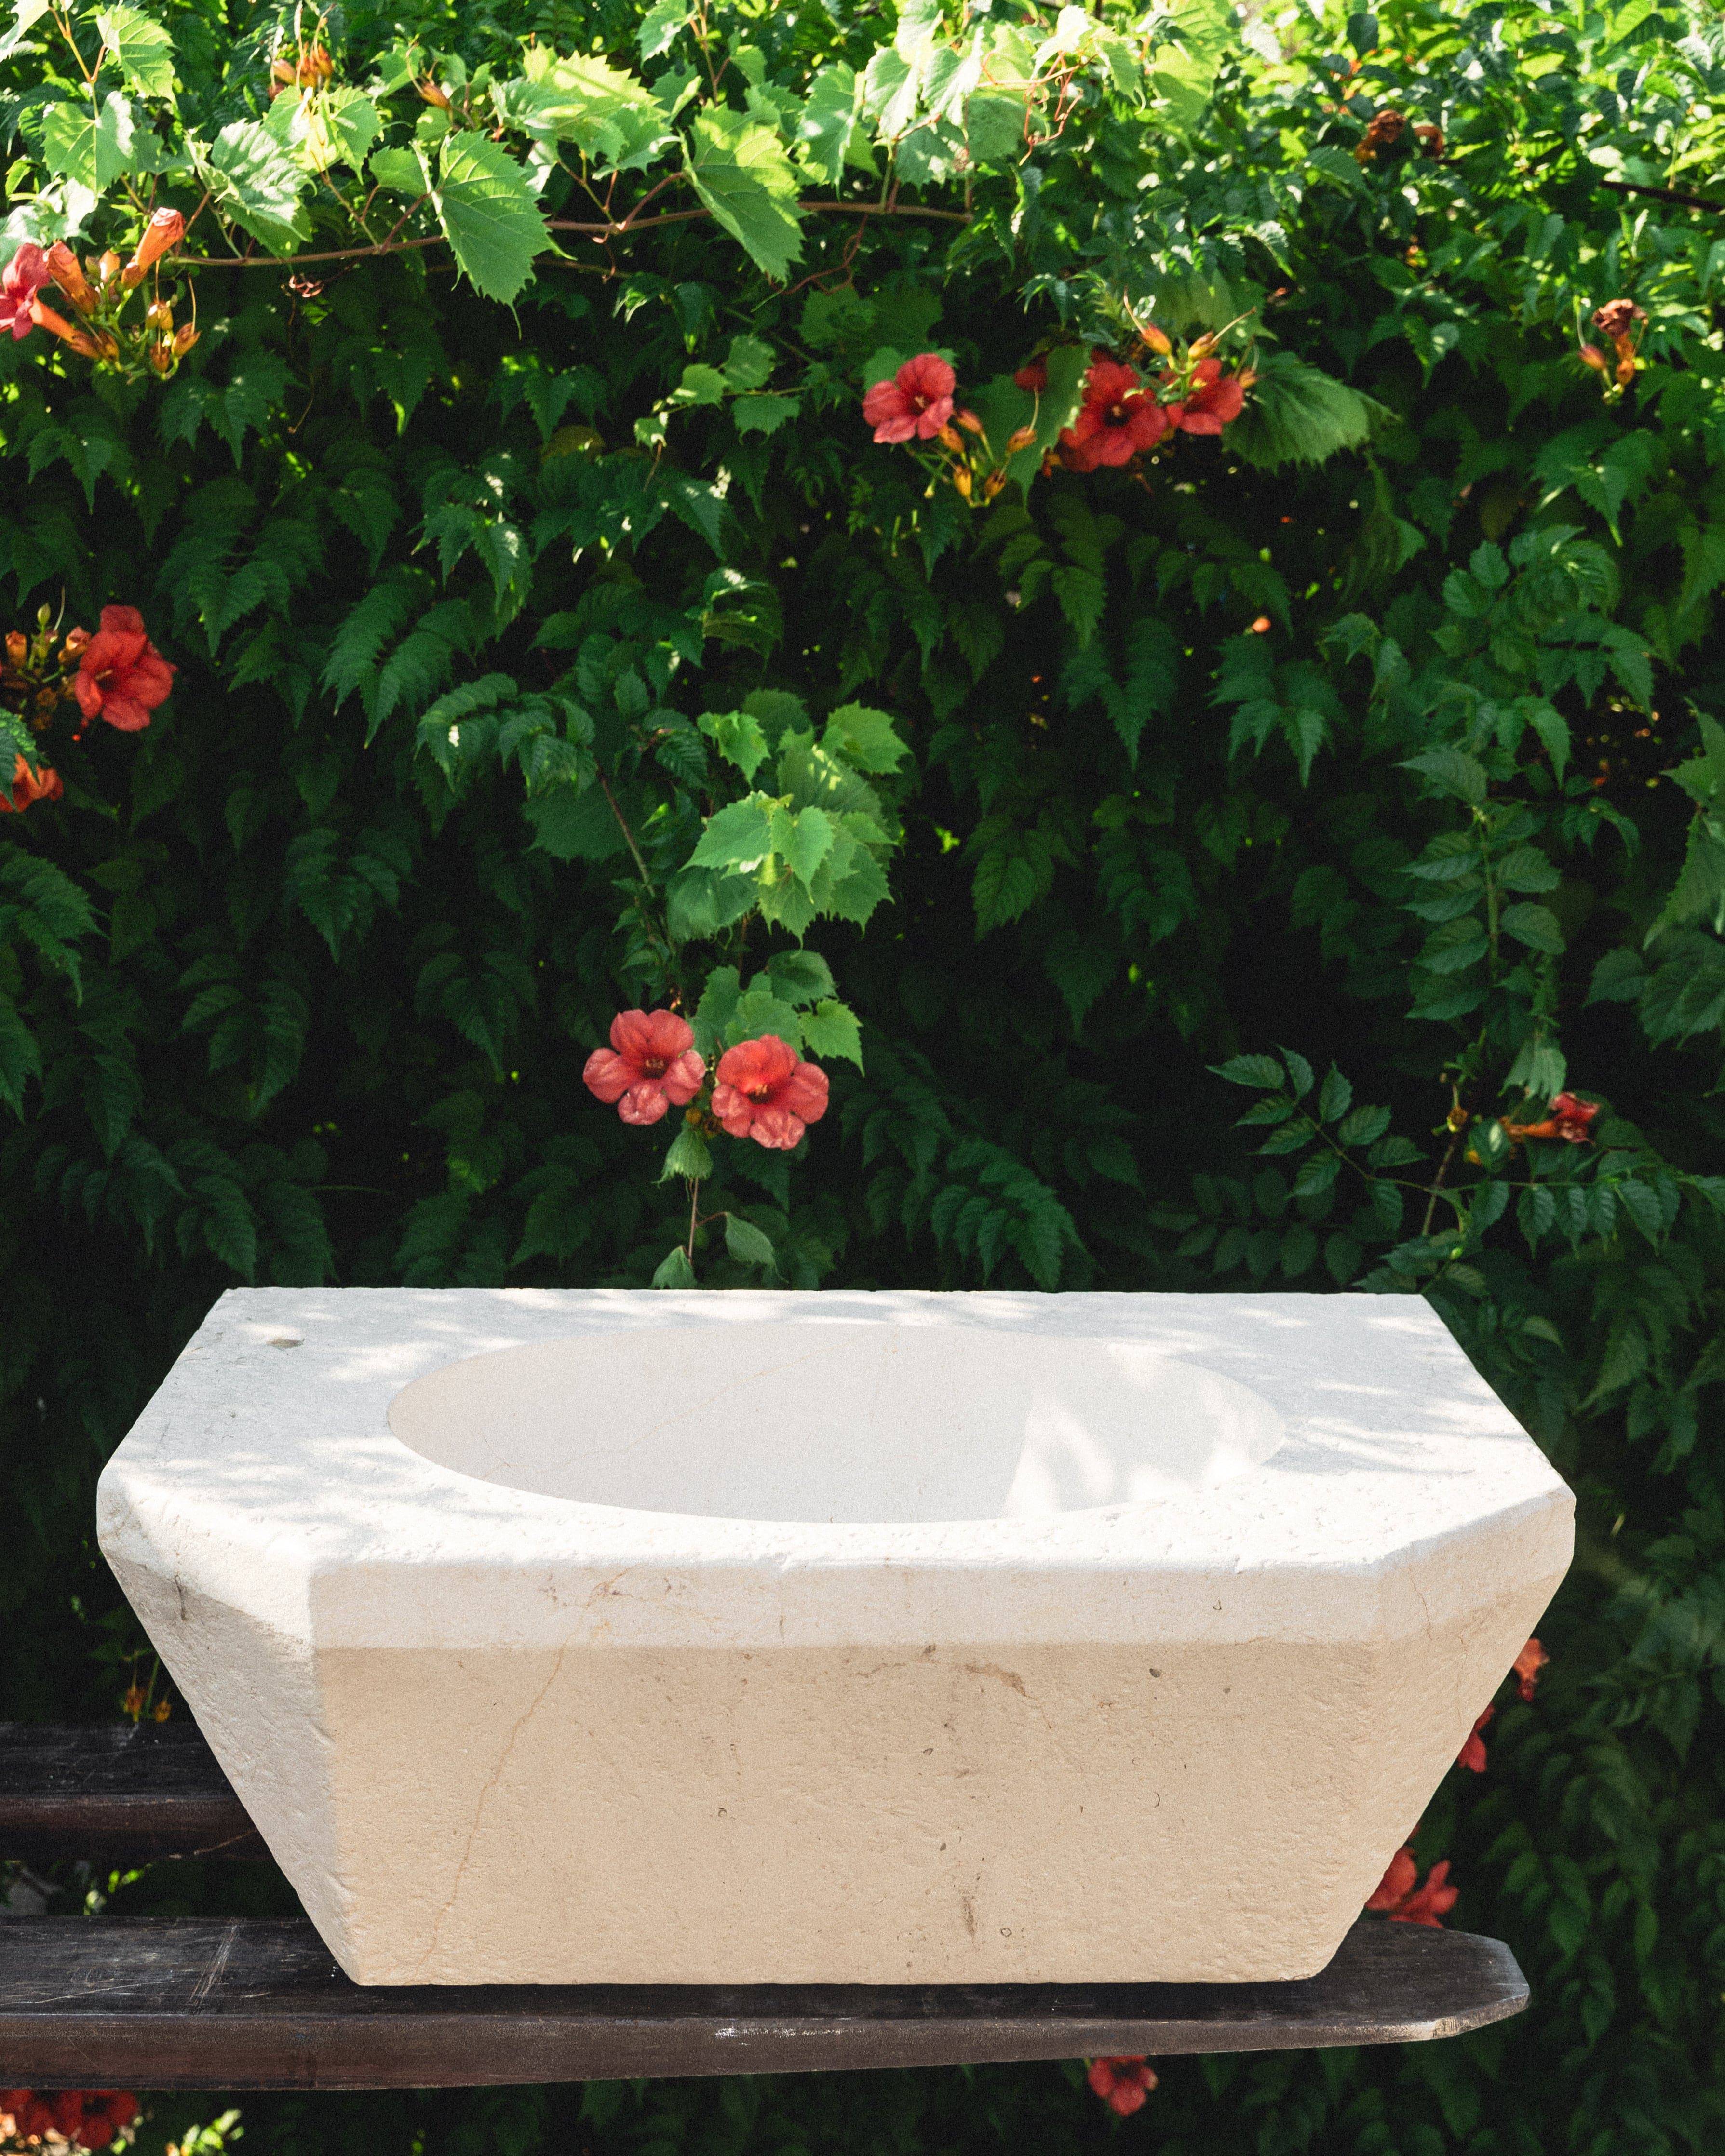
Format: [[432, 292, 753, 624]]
[[97, 1289, 1572, 1987]]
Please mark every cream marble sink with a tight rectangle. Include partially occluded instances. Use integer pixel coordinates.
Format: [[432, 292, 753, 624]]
[[97, 1289, 1572, 1986]]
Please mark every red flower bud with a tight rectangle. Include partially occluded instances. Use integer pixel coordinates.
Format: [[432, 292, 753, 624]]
[[123, 206, 186, 288], [44, 241, 96, 314], [1139, 321, 1173, 356], [172, 323, 199, 356], [1004, 423, 1038, 453], [1578, 342, 1609, 372], [29, 295, 100, 357]]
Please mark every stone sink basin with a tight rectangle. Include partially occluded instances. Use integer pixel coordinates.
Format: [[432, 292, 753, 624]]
[[97, 1288, 1572, 1987]]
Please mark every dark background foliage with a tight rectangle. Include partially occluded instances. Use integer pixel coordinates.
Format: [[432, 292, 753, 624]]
[[4, 0, 1725, 2151]]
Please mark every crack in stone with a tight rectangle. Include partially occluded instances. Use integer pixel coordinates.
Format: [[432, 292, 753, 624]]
[[411, 1639, 571, 1978]]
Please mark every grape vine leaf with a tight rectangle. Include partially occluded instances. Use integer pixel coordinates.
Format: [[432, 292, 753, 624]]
[[686, 108, 803, 281], [434, 132, 549, 303]]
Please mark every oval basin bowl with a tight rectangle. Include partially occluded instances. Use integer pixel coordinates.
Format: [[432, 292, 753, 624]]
[[96, 1288, 1574, 1989], [385, 1322, 1287, 1523]]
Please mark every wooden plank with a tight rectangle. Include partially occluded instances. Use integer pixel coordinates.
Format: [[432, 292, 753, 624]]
[[0, 1916, 1525, 2089], [0, 1722, 264, 1862]]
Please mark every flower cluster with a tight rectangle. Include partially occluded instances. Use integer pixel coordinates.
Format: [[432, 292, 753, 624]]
[[1355, 107, 1444, 162], [0, 2089, 137, 2151], [1367, 1847, 1458, 1926], [860, 336, 1253, 498], [1580, 298, 1647, 393], [1, 214, 195, 381], [0, 604, 175, 815], [584, 1009, 829, 1152], [1376, 1636, 1549, 1927], [1085, 2057, 1157, 2116], [1019, 335, 1252, 475], [862, 355, 1031, 504]]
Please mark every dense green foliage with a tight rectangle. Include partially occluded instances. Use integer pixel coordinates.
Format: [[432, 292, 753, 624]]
[[4, 0, 1725, 2151]]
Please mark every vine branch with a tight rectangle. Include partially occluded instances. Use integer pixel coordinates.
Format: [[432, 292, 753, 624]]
[[169, 199, 971, 272]]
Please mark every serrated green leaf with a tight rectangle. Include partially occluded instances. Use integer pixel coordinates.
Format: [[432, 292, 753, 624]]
[[659, 1123, 713, 1181], [41, 93, 143, 188], [1501, 902, 1565, 954], [724, 1213, 778, 1269], [435, 132, 548, 302], [520, 45, 673, 173], [0, 1, 52, 65], [202, 119, 311, 251], [1280, 1046, 1315, 1100], [798, 997, 862, 1067], [652, 1243, 698, 1287], [691, 794, 777, 871], [1339, 1103, 1392, 1147], [822, 703, 908, 774], [697, 708, 771, 781], [687, 106, 802, 281], [1318, 1065, 1352, 1122], [95, 2, 175, 97], [1402, 747, 1488, 805], [1212, 1053, 1284, 1088], [796, 61, 859, 184]]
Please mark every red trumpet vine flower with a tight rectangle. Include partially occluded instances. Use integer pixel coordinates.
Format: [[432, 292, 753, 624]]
[[1086, 2057, 1157, 2116], [583, 1010, 706, 1125], [862, 354, 957, 443], [1059, 354, 1174, 471], [0, 243, 48, 340], [0, 753, 64, 814], [711, 1035, 829, 1150], [74, 606, 175, 732]]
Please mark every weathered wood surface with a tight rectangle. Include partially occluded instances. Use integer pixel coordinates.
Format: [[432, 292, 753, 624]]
[[0, 1722, 264, 1861], [0, 1916, 1526, 2089]]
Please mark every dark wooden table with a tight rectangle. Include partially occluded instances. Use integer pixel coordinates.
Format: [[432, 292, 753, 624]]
[[0, 1723, 1529, 2089]]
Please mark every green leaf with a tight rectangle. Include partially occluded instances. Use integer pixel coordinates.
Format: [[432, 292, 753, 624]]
[[733, 393, 799, 437], [1402, 748, 1488, 805], [1338, 1103, 1392, 1147], [733, 393, 799, 436], [1318, 1065, 1353, 1122], [637, 0, 691, 59], [687, 107, 803, 281], [95, 2, 175, 97], [798, 997, 863, 1067], [672, 362, 730, 406], [822, 703, 908, 774], [723, 334, 775, 390], [724, 1213, 778, 1270], [764, 950, 835, 1004], [435, 132, 548, 302], [0, 1, 52, 65], [1498, 846, 1561, 892], [368, 145, 423, 195], [1213, 1054, 1284, 1088], [519, 45, 672, 172], [1280, 1047, 1315, 1100], [796, 61, 859, 183], [772, 803, 836, 886], [691, 794, 776, 871], [41, 94, 145, 189], [1501, 902, 1565, 954], [659, 1123, 713, 1181], [524, 783, 626, 860], [698, 708, 771, 780], [202, 120, 311, 252], [651, 1244, 698, 1288], [728, 984, 803, 1050], [1228, 351, 1388, 470]]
